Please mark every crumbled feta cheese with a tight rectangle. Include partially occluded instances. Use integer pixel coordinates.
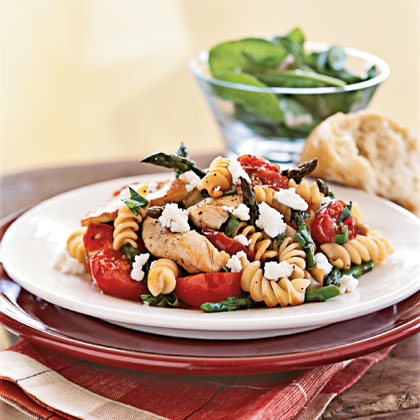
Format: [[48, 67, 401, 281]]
[[264, 261, 293, 280], [222, 204, 250, 221], [255, 202, 286, 238], [274, 188, 308, 211], [158, 203, 190, 233], [226, 251, 248, 273], [234, 234, 250, 246], [228, 159, 251, 185], [54, 250, 85, 275], [339, 274, 359, 294], [130, 253, 150, 282], [315, 253, 333, 277], [182, 171, 201, 192], [321, 195, 333, 205]]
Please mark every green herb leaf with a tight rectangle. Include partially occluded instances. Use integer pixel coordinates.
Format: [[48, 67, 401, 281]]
[[122, 186, 149, 216], [334, 222, 349, 244], [224, 213, 240, 237], [141, 293, 180, 307], [337, 201, 353, 223]]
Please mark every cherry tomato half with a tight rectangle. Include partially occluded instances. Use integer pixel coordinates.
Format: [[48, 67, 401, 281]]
[[89, 248, 147, 300], [83, 223, 114, 253], [202, 227, 255, 260], [175, 272, 241, 308], [311, 200, 356, 244], [238, 154, 289, 191]]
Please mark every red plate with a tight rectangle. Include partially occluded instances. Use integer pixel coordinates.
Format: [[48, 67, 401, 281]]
[[0, 214, 419, 375]]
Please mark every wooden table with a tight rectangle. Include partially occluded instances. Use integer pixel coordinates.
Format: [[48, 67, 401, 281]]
[[1, 156, 419, 419]]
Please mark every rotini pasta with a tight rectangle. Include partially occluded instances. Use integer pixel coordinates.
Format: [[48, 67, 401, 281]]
[[147, 259, 179, 297], [320, 234, 394, 270], [240, 260, 310, 307], [289, 178, 324, 213], [113, 185, 148, 250], [232, 222, 277, 262], [66, 227, 87, 267], [276, 237, 306, 278], [254, 185, 292, 222], [198, 156, 232, 198]]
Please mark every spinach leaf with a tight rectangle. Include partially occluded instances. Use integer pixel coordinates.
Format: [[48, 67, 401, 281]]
[[209, 38, 288, 74], [225, 213, 240, 237], [211, 71, 284, 123], [141, 293, 180, 307]]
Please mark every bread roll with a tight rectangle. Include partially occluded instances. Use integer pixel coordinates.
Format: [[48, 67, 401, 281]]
[[299, 110, 420, 216]]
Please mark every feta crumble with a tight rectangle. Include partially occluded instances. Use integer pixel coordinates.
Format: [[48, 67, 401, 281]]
[[222, 204, 250, 221], [228, 159, 251, 185], [255, 202, 286, 238], [315, 253, 333, 277], [264, 261, 293, 280], [226, 251, 248, 273], [130, 253, 150, 282], [158, 203, 190, 233], [339, 274, 359, 294], [54, 250, 85, 275], [273, 188, 308, 211], [234, 234, 250, 246], [181, 171, 201, 192]]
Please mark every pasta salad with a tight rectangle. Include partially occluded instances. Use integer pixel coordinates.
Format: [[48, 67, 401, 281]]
[[57, 145, 393, 312]]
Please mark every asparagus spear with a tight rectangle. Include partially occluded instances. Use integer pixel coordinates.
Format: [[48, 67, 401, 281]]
[[200, 296, 256, 312], [175, 142, 189, 177], [316, 178, 335, 199], [343, 261, 374, 278], [141, 152, 207, 178], [141, 293, 180, 307], [305, 285, 340, 302], [325, 267, 341, 286], [241, 176, 259, 225], [281, 158, 318, 183], [293, 211, 317, 269]]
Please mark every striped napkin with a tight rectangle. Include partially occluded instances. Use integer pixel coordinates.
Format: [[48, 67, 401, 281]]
[[0, 340, 392, 420]]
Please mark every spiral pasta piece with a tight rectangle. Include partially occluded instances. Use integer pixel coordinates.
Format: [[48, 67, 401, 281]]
[[254, 185, 292, 223], [289, 179, 324, 213], [147, 259, 179, 297], [277, 237, 306, 278], [233, 222, 277, 262], [66, 227, 88, 267], [198, 156, 232, 198], [113, 185, 148, 250], [240, 261, 310, 307], [320, 234, 393, 270]]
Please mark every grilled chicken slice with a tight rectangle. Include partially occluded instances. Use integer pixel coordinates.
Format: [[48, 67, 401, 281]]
[[187, 194, 244, 230], [142, 216, 228, 274], [81, 178, 200, 226]]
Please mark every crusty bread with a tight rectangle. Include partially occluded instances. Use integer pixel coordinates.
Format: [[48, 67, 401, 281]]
[[299, 110, 420, 216]]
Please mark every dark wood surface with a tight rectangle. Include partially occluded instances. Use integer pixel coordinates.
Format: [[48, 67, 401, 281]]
[[1, 155, 419, 419]]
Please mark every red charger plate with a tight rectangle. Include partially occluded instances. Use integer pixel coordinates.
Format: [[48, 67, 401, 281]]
[[0, 213, 419, 375]]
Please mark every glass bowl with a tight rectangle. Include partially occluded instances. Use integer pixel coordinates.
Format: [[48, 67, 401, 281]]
[[189, 41, 390, 163]]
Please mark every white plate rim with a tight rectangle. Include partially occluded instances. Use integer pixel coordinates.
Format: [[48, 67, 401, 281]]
[[2, 173, 420, 333]]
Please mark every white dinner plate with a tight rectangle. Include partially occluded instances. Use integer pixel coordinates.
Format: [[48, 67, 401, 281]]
[[2, 174, 420, 340]]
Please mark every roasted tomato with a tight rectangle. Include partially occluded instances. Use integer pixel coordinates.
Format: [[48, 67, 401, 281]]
[[175, 272, 242, 308], [83, 223, 114, 253], [311, 200, 357, 244], [89, 249, 147, 300], [202, 227, 255, 260], [238, 154, 289, 190]]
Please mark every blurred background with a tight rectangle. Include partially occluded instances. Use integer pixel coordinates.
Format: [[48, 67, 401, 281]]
[[1, 0, 419, 175]]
